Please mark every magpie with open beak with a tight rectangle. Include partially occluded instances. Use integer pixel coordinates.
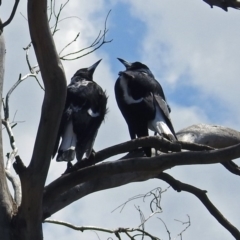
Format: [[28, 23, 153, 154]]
[[53, 59, 107, 162], [115, 58, 177, 157]]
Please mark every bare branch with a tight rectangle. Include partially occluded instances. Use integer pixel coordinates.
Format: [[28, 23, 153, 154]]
[[177, 124, 240, 148], [43, 142, 240, 219], [1, 0, 20, 29], [158, 172, 240, 239], [44, 219, 161, 240], [177, 124, 240, 175], [2, 101, 21, 206], [174, 215, 191, 239], [158, 218, 171, 240], [112, 187, 166, 214], [60, 10, 112, 61], [203, 0, 240, 11], [65, 136, 181, 174], [51, 0, 70, 36], [58, 32, 80, 56]]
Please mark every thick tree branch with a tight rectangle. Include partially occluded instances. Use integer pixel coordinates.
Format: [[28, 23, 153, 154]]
[[203, 0, 240, 11], [158, 172, 240, 239], [43, 171, 158, 219], [177, 124, 240, 148], [43, 143, 240, 211], [177, 124, 240, 175], [65, 136, 181, 173]]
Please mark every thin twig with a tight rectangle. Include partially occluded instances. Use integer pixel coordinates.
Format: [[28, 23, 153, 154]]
[[1, 0, 20, 29], [58, 32, 80, 56], [44, 219, 160, 239], [158, 218, 171, 240], [174, 215, 191, 240], [60, 10, 112, 61], [158, 172, 240, 239], [52, 0, 70, 35]]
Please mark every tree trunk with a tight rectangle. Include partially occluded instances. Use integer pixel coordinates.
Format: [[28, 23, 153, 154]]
[[0, 20, 15, 240]]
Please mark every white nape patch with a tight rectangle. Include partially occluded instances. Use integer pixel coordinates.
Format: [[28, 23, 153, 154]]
[[148, 105, 174, 138], [87, 108, 99, 117], [69, 78, 91, 88], [60, 121, 77, 151], [79, 79, 91, 86], [119, 76, 143, 104]]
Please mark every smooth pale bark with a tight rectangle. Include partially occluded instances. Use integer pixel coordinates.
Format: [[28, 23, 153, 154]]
[[177, 124, 240, 147], [0, 20, 15, 240]]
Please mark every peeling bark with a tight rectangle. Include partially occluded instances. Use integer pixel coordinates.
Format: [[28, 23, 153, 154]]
[[0, 20, 15, 240]]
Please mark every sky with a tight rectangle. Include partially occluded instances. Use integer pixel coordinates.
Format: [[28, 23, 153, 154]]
[[1, 0, 240, 239]]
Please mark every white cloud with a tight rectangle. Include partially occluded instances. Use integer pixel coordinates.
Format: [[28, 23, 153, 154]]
[[2, 1, 240, 240], [122, 0, 240, 123]]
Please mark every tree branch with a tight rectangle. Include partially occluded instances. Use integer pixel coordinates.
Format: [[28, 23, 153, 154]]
[[1, 0, 20, 29], [59, 10, 112, 61], [158, 172, 240, 239], [65, 136, 181, 174], [44, 219, 160, 240], [203, 0, 240, 11], [43, 142, 240, 214], [177, 124, 240, 175], [2, 119, 21, 206]]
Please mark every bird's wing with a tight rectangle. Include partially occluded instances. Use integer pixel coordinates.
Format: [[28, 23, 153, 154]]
[[52, 93, 73, 159], [152, 94, 177, 140], [72, 82, 107, 161]]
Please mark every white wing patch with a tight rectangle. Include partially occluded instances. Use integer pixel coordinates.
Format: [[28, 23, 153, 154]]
[[87, 108, 100, 117], [119, 76, 143, 104], [148, 103, 175, 139], [60, 121, 77, 151]]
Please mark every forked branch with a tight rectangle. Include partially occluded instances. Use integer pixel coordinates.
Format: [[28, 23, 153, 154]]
[[44, 219, 160, 240], [59, 10, 112, 60], [158, 172, 240, 239], [1, 0, 20, 29]]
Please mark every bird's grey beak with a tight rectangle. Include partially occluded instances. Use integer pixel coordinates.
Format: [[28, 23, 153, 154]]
[[117, 58, 132, 69], [87, 59, 102, 75]]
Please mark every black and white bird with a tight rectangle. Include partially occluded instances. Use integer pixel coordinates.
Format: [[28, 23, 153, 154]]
[[115, 58, 177, 157], [53, 60, 107, 162]]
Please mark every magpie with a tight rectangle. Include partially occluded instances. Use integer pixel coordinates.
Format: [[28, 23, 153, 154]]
[[115, 58, 177, 157], [53, 59, 107, 162]]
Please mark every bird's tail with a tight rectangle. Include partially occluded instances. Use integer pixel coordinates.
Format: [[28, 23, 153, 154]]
[[148, 95, 177, 141], [56, 121, 77, 162], [154, 121, 177, 141]]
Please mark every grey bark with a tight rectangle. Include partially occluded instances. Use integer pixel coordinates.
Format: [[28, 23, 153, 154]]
[[12, 0, 67, 239], [177, 124, 240, 148], [0, 20, 15, 240], [43, 129, 240, 218]]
